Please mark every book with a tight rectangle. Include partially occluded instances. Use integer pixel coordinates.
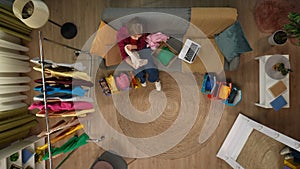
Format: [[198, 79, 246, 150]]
[[269, 80, 287, 97], [270, 95, 287, 111]]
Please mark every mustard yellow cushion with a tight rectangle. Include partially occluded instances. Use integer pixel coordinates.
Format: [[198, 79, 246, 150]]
[[90, 21, 122, 66]]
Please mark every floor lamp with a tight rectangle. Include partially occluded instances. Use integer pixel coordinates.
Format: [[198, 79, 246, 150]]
[[13, 0, 77, 39], [48, 20, 77, 39], [43, 37, 83, 56]]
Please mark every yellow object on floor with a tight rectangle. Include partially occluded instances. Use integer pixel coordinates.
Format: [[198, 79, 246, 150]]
[[218, 85, 231, 100], [284, 159, 300, 169], [105, 74, 119, 94]]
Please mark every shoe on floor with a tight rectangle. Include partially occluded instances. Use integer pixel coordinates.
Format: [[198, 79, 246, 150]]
[[284, 154, 294, 160], [155, 81, 161, 91], [141, 81, 147, 87], [280, 147, 291, 155]]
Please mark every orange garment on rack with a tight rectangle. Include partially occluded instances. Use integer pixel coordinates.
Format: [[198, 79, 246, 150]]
[[37, 118, 79, 137], [35, 109, 94, 118], [36, 123, 83, 151]]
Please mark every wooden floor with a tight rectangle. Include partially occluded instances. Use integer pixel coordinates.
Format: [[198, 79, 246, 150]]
[[24, 0, 300, 168]]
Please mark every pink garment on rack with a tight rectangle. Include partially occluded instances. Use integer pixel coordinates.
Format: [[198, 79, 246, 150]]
[[29, 101, 93, 111], [146, 32, 169, 50]]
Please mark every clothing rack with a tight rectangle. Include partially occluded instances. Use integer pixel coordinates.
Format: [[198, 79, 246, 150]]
[[38, 31, 53, 169], [37, 31, 104, 169], [42, 35, 97, 138]]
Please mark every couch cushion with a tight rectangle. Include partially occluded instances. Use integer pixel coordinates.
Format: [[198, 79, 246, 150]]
[[214, 21, 252, 62], [90, 21, 122, 66], [182, 38, 224, 74], [188, 8, 238, 38]]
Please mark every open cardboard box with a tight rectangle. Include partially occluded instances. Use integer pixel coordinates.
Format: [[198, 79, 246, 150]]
[[152, 40, 181, 68]]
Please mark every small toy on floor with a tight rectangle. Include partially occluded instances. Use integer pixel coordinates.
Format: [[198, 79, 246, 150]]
[[99, 78, 111, 96], [280, 146, 300, 169]]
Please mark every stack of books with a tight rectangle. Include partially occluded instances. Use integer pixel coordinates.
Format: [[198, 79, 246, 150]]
[[268, 81, 288, 111]]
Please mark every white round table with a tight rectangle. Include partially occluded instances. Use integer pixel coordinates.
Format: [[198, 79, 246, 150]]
[[265, 54, 290, 80]]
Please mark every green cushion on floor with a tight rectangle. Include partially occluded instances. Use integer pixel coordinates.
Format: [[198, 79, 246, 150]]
[[157, 47, 175, 66]]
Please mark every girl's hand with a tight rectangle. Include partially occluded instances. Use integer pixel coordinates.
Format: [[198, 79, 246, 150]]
[[126, 44, 137, 50], [133, 64, 139, 70]]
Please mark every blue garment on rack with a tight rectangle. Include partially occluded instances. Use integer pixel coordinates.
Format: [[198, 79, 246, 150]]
[[34, 85, 87, 96]]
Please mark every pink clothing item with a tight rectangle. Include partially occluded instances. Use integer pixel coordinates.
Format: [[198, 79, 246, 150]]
[[146, 32, 169, 50], [116, 26, 129, 42], [115, 73, 130, 91], [29, 101, 93, 111]]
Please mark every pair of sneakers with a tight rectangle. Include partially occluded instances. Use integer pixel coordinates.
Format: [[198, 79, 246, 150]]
[[141, 81, 161, 91], [280, 146, 294, 160]]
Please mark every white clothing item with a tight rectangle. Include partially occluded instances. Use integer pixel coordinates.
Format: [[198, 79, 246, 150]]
[[30, 57, 86, 71], [124, 45, 148, 68]]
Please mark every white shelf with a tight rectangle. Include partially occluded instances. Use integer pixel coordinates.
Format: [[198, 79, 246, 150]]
[[0, 136, 45, 169], [255, 55, 290, 108], [7, 150, 22, 169]]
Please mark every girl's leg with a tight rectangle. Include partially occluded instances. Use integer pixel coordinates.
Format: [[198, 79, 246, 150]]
[[291, 149, 300, 163], [134, 70, 146, 83], [145, 68, 159, 83], [138, 48, 157, 70]]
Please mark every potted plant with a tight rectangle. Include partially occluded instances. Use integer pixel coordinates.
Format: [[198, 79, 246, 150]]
[[273, 62, 292, 76], [284, 12, 300, 46], [268, 30, 288, 45]]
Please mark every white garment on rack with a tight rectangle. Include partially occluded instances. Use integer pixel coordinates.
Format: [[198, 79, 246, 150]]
[[33, 96, 94, 102], [124, 45, 148, 68], [30, 57, 86, 71]]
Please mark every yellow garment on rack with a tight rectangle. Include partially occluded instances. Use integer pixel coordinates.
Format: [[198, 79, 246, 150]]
[[33, 66, 91, 81], [36, 123, 83, 151]]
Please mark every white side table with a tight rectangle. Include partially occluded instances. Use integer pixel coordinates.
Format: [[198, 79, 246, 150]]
[[255, 55, 290, 108]]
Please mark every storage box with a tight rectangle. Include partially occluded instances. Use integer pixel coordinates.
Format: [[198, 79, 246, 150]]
[[152, 41, 178, 67]]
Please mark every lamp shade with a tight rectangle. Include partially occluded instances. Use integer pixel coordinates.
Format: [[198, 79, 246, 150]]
[[13, 0, 49, 29]]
